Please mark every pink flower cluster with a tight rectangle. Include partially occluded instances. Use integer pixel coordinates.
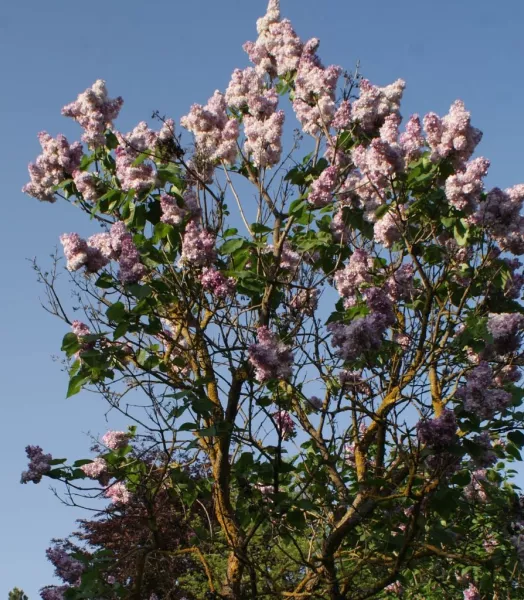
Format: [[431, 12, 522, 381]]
[[464, 469, 489, 504], [373, 205, 405, 248], [248, 326, 294, 383], [160, 189, 200, 226], [179, 221, 217, 267], [115, 146, 156, 193], [308, 166, 338, 207], [384, 581, 404, 596], [20, 445, 53, 484], [102, 430, 129, 450], [200, 267, 236, 298], [72, 170, 100, 202], [117, 119, 175, 159], [423, 100, 482, 168], [80, 457, 108, 480], [243, 1, 303, 78], [272, 409, 295, 438], [293, 39, 341, 136], [62, 79, 123, 148], [46, 544, 84, 585], [351, 78, 405, 134], [22, 132, 83, 202], [456, 362, 512, 420], [334, 249, 374, 307], [463, 583, 481, 600], [444, 157, 490, 212], [104, 481, 131, 505], [60, 221, 146, 284], [181, 91, 239, 165], [289, 288, 319, 315], [417, 408, 457, 449]]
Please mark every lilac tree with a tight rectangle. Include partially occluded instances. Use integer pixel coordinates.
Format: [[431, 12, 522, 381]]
[[22, 1, 524, 598]]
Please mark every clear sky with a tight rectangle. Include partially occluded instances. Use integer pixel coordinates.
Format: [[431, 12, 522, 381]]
[[2, 0, 524, 596]]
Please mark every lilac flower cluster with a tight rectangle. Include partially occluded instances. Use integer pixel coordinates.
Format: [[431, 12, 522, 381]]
[[22, 132, 83, 202], [456, 362, 512, 420], [200, 267, 236, 298], [470, 432, 498, 468], [117, 119, 175, 159], [332, 100, 352, 130], [21, 445, 53, 484], [72, 170, 100, 202], [46, 544, 84, 584], [60, 221, 146, 283], [308, 166, 338, 207], [384, 581, 404, 596], [179, 221, 217, 267], [423, 100, 482, 168], [328, 314, 386, 361], [80, 457, 108, 480], [181, 91, 239, 165], [114, 145, 156, 192], [473, 185, 524, 255], [373, 206, 405, 248], [160, 189, 200, 226], [104, 481, 131, 505], [272, 410, 295, 438], [417, 408, 457, 449], [243, 1, 303, 78], [62, 80, 123, 148], [293, 39, 342, 136], [351, 78, 405, 134], [40, 586, 71, 600], [71, 320, 94, 358], [308, 396, 323, 410], [289, 288, 319, 316], [334, 249, 374, 307], [352, 138, 403, 193], [487, 312, 524, 353], [339, 370, 370, 394], [464, 469, 489, 504], [248, 326, 294, 383], [102, 430, 129, 450], [463, 583, 481, 600], [330, 209, 351, 243], [444, 157, 490, 213], [244, 109, 285, 168]]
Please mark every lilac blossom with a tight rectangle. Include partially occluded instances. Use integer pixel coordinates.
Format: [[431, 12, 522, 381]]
[[118, 236, 147, 284], [244, 110, 285, 167], [385, 263, 415, 301], [102, 430, 129, 450], [248, 326, 294, 382], [40, 586, 71, 600], [115, 145, 156, 192], [308, 396, 323, 410], [181, 91, 239, 164], [23, 132, 83, 202], [21, 445, 53, 484], [352, 138, 403, 192], [456, 362, 512, 420], [160, 189, 200, 226], [399, 114, 424, 163], [444, 157, 490, 213], [464, 469, 489, 504], [487, 312, 524, 353], [417, 408, 457, 449], [72, 170, 100, 202], [330, 208, 351, 243], [46, 543, 84, 584], [332, 100, 352, 130], [272, 410, 295, 438], [471, 432, 498, 468], [384, 581, 404, 596], [200, 267, 236, 298], [104, 481, 131, 505], [308, 166, 338, 207], [334, 249, 374, 307], [423, 100, 482, 168], [328, 314, 387, 361], [463, 583, 481, 600], [351, 78, 405, 134], [179, 221, 217, 267], [117, 118, 175, 160], [289, 288, 319, 315], [373, 206, 404, 248], [339, 370, 370, 394], [62, 80, 123, 148], [81, 457, 108, 479]]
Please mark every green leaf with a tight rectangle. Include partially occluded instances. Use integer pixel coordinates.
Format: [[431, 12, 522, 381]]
[[67, 373, 89, 398], [220, 238, 245, 255], [127, 283, 152, 299], [106, 302, 126, 323], [61, 332, 80, 357], [508, 431, 524, 448], [374, 203, 391, 219], [251, 223, 272, 234], [94, 273, 114, 289]]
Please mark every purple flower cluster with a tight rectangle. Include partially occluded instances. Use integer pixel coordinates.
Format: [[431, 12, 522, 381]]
[[423, 100, 482, 168], [464, 469, 489, 504], [471, 432, 498, 468], [330, 209, 351, 243], [114, 145, 156, 193], [328, 314, 386, 361], [117, 119, 175, 159], [21, 445, 53, 484], [272, 409, 295, 438], [40, 586, 71, 600], [473, 185, 524, 255], [417, 408, 457, 449], [181, 91, 239, 165], [179, 221, 217, 267], [200, 267, 236, 298], [62, 80, 123, 148], [332, 100, 352, 130], [352, 138, 403, 193], [22, 132, 83, 202], [456, 362, 512, 420], [46, 544, 84, 584], [248, 326, 294, 383], [373, 206, 405, 248], [308, 166, 338, 207], [487, 312, 524, 353], [119, 236, 147, 284], [244, 109, 285, 168], [72, 170, 100, 202], [463, 583, 481, 600], [160, 189, 200, 226], [102, 430, 129, 450]]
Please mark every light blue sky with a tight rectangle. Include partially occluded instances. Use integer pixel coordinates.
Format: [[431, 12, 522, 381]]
[[2, 0, 524, 596]]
